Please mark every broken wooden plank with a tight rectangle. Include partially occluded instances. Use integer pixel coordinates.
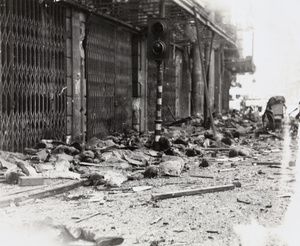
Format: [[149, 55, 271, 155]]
[[190, 175, 214, 179], [75, 212, 103, 223], [151, 184, 235, 201], [277, 193, 292, 198], [132, 186, 152, 192], [253, 162, 281, 165], [0, 180, 84, 208], [268, 165, 281, 168], [237, 198, 251, 204], [207, 230, 219, 234], [218, 168, 236, 173], [79, 162, 102, 167], [3, 181, 65, 197], [18, 176, 44, 186], [201, 148, 230, 151], [150, 216, 163, 225]]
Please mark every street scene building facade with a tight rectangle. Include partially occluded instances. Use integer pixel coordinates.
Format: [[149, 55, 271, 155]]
[[0, 0, 249, 151]]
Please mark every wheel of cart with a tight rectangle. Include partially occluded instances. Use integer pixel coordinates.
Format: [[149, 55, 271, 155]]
[[262, 109, 276, 131], [262, 96, 286, 132]]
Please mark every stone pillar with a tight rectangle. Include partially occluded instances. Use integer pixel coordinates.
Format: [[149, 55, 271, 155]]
[[191, 43, 204, 117], [66, 8, 86, 143]]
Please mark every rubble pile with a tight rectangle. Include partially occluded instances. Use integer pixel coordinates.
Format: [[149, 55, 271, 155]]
[[0, 110, 296, 189], [0, 110, 299, 246]]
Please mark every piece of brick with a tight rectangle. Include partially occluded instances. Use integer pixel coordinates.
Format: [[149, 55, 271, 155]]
[[18, 176, 44, 186]]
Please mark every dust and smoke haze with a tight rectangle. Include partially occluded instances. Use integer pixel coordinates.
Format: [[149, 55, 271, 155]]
[[203, 0, 300, 102]]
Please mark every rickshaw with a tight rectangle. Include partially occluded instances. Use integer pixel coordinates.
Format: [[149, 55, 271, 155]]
[[262, 96, 286, 131]]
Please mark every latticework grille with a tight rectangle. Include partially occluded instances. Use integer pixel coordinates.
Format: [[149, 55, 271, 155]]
[[0, 0, 67, 151]]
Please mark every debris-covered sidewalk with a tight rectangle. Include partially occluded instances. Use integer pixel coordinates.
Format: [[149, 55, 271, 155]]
[[0, 111, 299, 245]]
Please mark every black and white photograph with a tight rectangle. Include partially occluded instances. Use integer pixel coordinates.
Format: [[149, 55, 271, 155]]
[[0, 0, 299, 245]]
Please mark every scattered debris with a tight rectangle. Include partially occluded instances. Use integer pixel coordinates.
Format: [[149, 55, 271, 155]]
[[233, 181, 242, 187], [144, 166, 159, 178], [0, 180, 84, 208], [206, 230, 220, 234], [237, 198, 251, 205], [88, 196, 104, 203], [199, 158, 211, 168], [159, 156, 185, 177], [218, 168, 236, 173], [18, 176, 44, 186], [102, 170, 128, 187], [253, 162, 282, 166], [75, 212, 103, 223], [151, 184, 235, 200], [190, 175, 214, 179], [276, 193, 292, 198], [132, 186, 152, 192], [150, 216, 163, 225]]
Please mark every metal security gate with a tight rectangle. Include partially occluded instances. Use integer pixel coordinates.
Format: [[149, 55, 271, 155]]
[[86, 17, 132, 139], [0, 0, 67, 151]]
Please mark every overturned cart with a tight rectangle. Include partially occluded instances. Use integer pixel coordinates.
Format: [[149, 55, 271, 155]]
[[262, 96, 286, 131]]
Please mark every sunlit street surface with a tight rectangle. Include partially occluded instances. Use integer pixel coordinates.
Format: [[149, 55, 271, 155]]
[[234, 120, 300, 246]]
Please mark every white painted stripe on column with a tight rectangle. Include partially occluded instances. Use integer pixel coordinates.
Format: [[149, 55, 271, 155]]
[[158, 86, 163, 93], [157, 98, 162, 104], [155, 135, 161, 141], [157, 111, 162, 117], [155, 124, 162, 130]]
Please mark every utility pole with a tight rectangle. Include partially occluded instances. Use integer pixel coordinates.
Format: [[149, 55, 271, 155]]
[[154, 60, 164, 150], [193, 4, 217, 137], [147, 0, 171, 150]]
